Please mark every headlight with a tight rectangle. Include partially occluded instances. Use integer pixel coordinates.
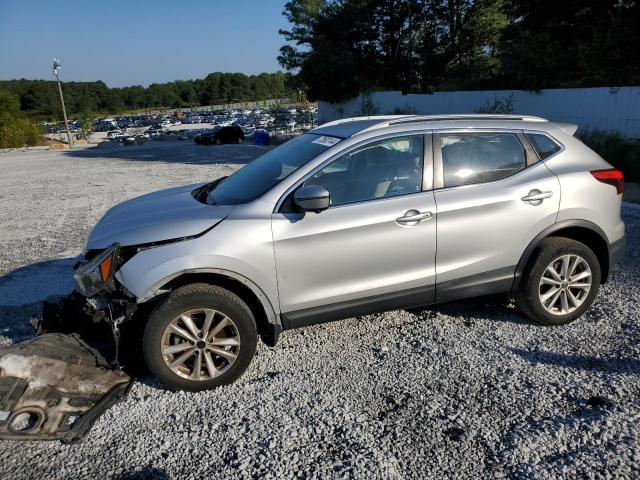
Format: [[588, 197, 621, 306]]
[[74, 244, 119, 297]]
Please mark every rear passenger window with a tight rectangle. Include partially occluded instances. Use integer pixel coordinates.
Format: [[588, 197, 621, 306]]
[[527, 133, 561, 160], [441, 133, 526, 187]]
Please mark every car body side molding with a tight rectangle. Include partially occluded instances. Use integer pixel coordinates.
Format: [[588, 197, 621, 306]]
[[281, 284, 436, 330], [435, 266, 515, 303]]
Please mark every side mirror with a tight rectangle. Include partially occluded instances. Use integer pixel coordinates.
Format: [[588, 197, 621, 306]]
[[294, 185, 330, 213]]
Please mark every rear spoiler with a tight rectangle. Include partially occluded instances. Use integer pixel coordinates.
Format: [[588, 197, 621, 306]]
[[556, 123, 578, 136]]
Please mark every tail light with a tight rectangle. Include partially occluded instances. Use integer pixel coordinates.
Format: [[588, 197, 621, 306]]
[[591, 169, 624, 195]]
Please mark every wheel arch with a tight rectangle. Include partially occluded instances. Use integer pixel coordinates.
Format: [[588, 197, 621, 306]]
[[512, 220, 610, 294], [142, 269, 280, 347]]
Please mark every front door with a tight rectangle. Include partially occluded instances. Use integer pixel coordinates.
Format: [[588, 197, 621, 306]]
[[271, 134, 437, 328]]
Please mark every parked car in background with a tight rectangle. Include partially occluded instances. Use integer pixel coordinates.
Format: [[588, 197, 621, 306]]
[[194, 126, 244, 145], [107, 131, 125, 140], [123, 135, 146, 145]]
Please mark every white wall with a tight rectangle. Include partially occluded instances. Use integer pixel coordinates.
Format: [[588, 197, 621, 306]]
[[318, 87, 640, 138]]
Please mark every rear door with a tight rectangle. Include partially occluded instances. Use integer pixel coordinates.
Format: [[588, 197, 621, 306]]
[[272, 133, 437, 327], [433, 130, 560, 301]]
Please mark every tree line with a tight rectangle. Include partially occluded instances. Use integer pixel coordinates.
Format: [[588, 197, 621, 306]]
[[0, 71, 298, 120], [278, 0, 640, 103], [0, 89, 41, 148]]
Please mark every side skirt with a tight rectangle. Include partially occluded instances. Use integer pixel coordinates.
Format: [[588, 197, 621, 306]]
[[435, 266, 515, 303], [280, 266, 516, 331], [281, 285, 436, 330]]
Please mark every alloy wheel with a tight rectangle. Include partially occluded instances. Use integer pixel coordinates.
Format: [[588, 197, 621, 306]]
[[538, 254, 592, 316], [161, 308, 241, 380]]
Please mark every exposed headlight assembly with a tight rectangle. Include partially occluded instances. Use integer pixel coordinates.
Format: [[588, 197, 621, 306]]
[[74, 244, 120, 298]]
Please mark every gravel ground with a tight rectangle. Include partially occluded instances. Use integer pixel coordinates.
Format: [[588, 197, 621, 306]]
[[0, 142, 638, 479]]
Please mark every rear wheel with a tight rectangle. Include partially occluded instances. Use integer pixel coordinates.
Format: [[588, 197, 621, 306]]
[[515, 237, 601, 325], [143, 284, 257, 391], [236, 137, 243, 144]]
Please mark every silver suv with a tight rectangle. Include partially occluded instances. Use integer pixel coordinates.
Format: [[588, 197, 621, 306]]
[[72, 114, 625, 391]]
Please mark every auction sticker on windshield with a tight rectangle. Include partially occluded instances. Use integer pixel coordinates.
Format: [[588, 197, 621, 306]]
[[312, 136, 340, 147]]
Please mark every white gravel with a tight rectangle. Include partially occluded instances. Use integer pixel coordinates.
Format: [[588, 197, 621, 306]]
[[0, 142, 638, 479]]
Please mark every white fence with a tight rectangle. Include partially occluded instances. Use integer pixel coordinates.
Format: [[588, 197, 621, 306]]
[[318, 87, 640, 138]]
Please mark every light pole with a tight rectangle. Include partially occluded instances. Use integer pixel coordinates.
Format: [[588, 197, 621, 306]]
[[52, 58, 72, 148]]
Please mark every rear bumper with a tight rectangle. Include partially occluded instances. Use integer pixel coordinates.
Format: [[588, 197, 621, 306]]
[[609, 235, 626, 267]]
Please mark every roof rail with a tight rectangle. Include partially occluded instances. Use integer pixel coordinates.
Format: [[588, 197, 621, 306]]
[[388, 114, 548, 125], [317, 115, 407, 129], [315, 114, 550, 138], [349, 113, 549, 136]]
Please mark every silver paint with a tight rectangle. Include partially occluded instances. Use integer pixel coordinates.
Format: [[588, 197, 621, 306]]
[[82, 114, 624, 327]]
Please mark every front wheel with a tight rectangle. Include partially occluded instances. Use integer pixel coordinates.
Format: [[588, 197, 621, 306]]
[[515, 237, 601, 325], [143, 284, 257, 391]]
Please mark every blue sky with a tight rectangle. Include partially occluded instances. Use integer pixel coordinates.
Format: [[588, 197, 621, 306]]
[[0, 0, 291, 87]]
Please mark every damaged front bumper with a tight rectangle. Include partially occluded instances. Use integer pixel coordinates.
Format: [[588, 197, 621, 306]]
[[1, 263, 139, 443], [0, 333, 132, 442], [0, 243, 154, 442]]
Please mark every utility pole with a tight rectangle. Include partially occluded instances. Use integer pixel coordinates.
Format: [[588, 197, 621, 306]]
[[52, 58, 72, 148]]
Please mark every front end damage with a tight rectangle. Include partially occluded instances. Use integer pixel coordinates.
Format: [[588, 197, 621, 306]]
[[0, 243, 140, 442], [0, 334, 132, 442]]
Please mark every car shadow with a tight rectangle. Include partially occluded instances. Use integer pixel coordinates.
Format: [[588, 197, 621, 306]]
[[63, 141, 268, 166], [0, 257, 78, 342], [111, 467, 169, 480], [511, 348, 640, 375], [0, 257, 77, 307], [407, 293, 536, 326]]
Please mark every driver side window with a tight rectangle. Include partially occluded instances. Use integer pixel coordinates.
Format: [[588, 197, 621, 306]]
[[304, 135, 424, 206]]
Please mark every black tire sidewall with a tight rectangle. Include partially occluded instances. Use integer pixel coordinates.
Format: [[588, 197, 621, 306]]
[[518, 238, 601, 326], [143, 284, 257, 391]]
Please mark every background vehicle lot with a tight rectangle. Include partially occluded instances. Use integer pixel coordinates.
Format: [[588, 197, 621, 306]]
[[0, 142, 638, 478]]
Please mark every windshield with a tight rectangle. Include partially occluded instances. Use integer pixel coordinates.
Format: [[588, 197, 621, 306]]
[[208, 133, 340, 205]]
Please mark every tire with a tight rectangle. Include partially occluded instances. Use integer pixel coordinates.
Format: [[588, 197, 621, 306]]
[[236, 137, 243, 144], [215, 138, 221, 145], [143, 284, 257, 391], [515, 237, 601, 325]]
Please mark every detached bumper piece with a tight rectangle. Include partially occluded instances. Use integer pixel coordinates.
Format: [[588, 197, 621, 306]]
[[0, 333, 132, 442]]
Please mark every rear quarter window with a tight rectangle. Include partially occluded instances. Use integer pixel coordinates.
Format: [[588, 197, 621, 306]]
[[526, 133, 562, 160]]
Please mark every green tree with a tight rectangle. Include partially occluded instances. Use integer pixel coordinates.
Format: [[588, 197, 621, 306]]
[[0, 72, 296, 118], [279, 0, 509, 101], [0, 89, 43, 148], [78, 111, 96, 140], [500, 0, 640, 89], [0, 89, 21, 116], [0, 113, 42, 148]]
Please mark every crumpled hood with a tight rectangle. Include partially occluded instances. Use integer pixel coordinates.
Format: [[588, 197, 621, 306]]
[[86, 183, 232, 249]]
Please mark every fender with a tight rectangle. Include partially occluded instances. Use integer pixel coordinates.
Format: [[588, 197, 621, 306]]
[[511, 219, 610, 293], [137, 268, 279, 326]]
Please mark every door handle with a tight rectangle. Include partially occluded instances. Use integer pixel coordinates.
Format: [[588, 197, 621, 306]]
[[521, 190, 553, 205], [396, 210, 432, 224]]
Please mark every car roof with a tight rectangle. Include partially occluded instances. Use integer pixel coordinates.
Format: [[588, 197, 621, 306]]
[[310, 114, 564, 138]]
